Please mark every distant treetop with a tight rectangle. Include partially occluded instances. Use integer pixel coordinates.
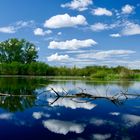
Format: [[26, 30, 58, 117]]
[[0, 38, 38, 63]]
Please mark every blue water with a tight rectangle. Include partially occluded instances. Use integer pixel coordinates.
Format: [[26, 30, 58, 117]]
[[0, 77, 140, 140]]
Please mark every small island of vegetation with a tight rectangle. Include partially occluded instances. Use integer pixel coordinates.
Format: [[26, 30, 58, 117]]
[[0, 38, 140, 80]]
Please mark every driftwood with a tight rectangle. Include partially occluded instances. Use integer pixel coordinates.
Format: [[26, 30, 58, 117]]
[[0, 92, 34, 97], [47, 87, 140, 106], [0, 87, 140, 107]]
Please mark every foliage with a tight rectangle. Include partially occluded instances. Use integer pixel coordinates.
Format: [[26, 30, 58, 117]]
[[0, 62, 52, 75], [0, 38, 140, 80], [0, 38, 38, 63], [1, 62, 140, 80]]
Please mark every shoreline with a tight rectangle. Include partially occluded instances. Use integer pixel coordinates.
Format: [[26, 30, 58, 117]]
[[0, 75, 140, 81]]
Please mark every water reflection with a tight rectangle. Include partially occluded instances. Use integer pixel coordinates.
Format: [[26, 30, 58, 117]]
[[92, 133, 111, 140], [32, 112, 51, 119], [0, 77, 140, 140], [43, 119, 85, 135], [0, 77, 139, 111], [0, 113, 13, 120], [47, 98, 96, 110], [122, 114, 140, 127], [0, 77, 49, 112], [109, 112, 120, 116]]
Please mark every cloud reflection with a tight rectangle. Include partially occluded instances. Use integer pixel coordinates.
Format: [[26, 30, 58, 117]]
[[90, 118, 107, 126], [42, 119, 85, 135], [47, 98, 96, 110], [90, 118, 115, 127], [32, 112, 50, 119], [92, 133, 111, 140], [0, 113, 13, 120], [122, 114, 140, 127], [109, 112, 120, 116]]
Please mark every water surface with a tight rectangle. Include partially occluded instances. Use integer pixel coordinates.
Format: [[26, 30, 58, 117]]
[[0, 77, 140, 140]]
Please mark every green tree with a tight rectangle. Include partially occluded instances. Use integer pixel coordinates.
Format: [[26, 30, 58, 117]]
[[0, 38, 38, 63]]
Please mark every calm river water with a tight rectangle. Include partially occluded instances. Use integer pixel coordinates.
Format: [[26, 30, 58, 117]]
[[0, 77, 140, 140]]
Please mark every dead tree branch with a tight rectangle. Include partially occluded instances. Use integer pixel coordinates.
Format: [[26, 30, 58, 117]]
[[48, 88, 140, 106]]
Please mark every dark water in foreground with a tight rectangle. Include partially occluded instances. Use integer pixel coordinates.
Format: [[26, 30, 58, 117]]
[[0, 77, 140, 140]]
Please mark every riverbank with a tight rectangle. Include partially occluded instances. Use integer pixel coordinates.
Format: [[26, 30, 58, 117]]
[[1, 75, 140, 81], [1, 62, 140, 80]]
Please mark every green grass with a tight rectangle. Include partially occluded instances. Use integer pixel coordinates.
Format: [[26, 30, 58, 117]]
[[90, 72, 140, 80]]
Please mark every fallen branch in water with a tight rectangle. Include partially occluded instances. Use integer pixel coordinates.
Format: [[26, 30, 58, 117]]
[[0, 93, 34, 97], [48, 87, 140, 106]]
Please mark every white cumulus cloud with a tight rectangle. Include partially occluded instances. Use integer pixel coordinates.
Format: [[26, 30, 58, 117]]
[[0, 26, 16, 33], [110, 33, 121, 38], [48, 39, 97, 50], [61, 0, 93, 11], [43, 119, 85, 135], [47, 53, 69, 62], [91, 23, 108, 31], [34, 28, 45, 36], [122, 4, 134, 14], [34, 28, 52, 36], [121, 21, 140, 36], [92, 8, 112, 16], [44, 14, 87, 29]]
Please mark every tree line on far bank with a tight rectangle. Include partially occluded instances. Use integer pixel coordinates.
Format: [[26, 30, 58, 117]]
[[0, 38, 140, 80]]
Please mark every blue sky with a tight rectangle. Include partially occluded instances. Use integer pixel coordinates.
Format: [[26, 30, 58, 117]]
[[0, 0, 140, 68]]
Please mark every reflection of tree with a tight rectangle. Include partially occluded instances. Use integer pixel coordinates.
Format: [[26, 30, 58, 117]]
[[0, 77, 49, 112], [0, 96, 35, 112], [0, 77, 139, 111]]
